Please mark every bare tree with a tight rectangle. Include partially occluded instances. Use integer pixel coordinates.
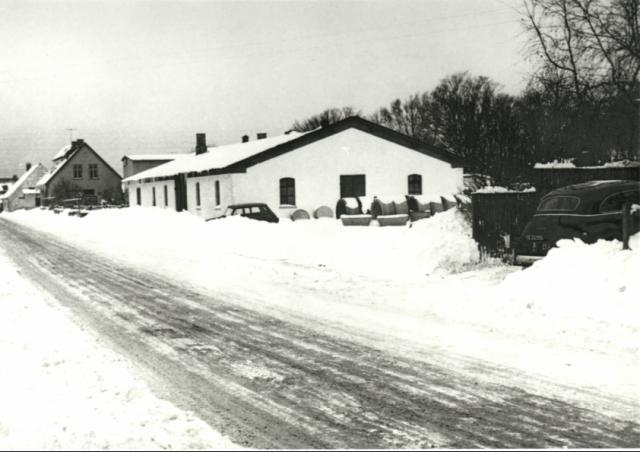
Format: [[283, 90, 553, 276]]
[[524, 0, 640, 100], [291, 106, 360, 132]]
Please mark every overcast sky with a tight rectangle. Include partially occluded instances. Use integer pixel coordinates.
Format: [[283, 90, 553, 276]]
[[0, 0, 530, 176]]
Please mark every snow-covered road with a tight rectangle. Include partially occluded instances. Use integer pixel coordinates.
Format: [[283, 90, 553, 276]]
[[1, 218, 639, 448]]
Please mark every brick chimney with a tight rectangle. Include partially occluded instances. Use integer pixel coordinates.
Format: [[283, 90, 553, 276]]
[[195, 133, 207, 155], [26, 162, 32, 172], [256, 132, 267, 140], [242, 135, 249, 143]]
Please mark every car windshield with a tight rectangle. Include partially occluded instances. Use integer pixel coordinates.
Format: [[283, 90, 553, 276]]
[[538, 196, 580, 212]]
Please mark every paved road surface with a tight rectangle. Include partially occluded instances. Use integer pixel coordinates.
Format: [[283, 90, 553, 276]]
[[1, 218, 639, 448]]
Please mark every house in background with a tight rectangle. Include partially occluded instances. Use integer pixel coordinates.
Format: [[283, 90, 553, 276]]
[[123, 116, 464, 219], [121, 154, 190, 179], [0, 163, 48, 212], [36, 139, 123, 204], [0, 175, 17, 196]]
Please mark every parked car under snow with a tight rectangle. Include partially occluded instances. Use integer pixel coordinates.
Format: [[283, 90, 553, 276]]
[[206, 203, 279, 223]]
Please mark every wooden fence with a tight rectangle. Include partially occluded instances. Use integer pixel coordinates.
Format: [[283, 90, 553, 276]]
[[471, 192, 539, 257], [531, 166, 640, 197]]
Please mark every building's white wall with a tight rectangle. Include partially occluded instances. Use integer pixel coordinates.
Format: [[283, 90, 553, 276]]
[[125, 128, 463, 219], [232, 128, 463, 218], [185, 174, 234, 219], [127, 180, 176, 210]]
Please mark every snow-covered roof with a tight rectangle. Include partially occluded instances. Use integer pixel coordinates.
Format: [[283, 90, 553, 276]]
[[123, 153, 191, 162], [53, 144, 72, 161], [36, 159, 66, 187], [533, 159, 576, 169], [123, 132, 304, 182], [0, 164, 44, 200], [534, 159, 640, 169]]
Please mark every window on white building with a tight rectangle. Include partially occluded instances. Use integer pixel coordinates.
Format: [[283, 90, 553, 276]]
[[408, 174, 422, 195], [279, 177, 295, 206], [340, 175, 365, 198]]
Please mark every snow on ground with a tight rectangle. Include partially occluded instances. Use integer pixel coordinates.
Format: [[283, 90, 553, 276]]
[[0, 248, 240, 451], [3, 207, 640, 418]]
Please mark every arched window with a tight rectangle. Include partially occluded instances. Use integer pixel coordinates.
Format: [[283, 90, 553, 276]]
[[408, 174, 422, 195], [215, 180, 220, 206], [195, 182, 201, 206], [279, 177, 295, 206]]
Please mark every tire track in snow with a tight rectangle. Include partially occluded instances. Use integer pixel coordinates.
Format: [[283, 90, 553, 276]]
[[1, 218, 640, 448]]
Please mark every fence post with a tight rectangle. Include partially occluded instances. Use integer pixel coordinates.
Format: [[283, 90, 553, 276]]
[[622, 202, 630, 250]]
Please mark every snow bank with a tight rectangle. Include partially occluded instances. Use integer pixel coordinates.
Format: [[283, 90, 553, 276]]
[[502, 234, 640, 321], [0, 249, 240, 451], [5, 207, 480, 280]]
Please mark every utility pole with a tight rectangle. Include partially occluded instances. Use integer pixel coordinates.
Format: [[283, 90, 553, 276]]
[[65, 128, 77, 143]]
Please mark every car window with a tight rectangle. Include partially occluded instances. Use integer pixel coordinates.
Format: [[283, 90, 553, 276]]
[[600, 190, 640, 213], [250, 206, 261, 214], [231, 208, 242, 215], [538, 196, 580, 212]]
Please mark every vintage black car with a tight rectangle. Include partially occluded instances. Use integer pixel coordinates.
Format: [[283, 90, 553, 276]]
[[514, 180, 640, 266], [206, 202, 280, 223]]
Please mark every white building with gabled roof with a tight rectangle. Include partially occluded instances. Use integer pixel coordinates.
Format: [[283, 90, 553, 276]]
[[121, 153, 191, 180], [0, 163, 48, 212], [122, 116, 465, 219]]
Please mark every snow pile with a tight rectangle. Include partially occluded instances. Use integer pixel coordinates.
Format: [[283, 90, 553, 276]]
[[5, 207, 480, 280], [503, 234, 640, 312], [0, 250, 240, 451], [411, 209, 480, 273], [498, 234, 640, 356]]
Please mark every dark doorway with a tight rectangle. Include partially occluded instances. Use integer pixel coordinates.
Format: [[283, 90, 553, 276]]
[[174, 174, 188, 212], [340, 175, 366, 198]]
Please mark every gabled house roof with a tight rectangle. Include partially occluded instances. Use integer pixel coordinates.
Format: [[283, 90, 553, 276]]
[[123, 116, 464, 183], [37, 139, 122, 187], [53, 143, 73, 161], [0, 163, 46, 200]]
